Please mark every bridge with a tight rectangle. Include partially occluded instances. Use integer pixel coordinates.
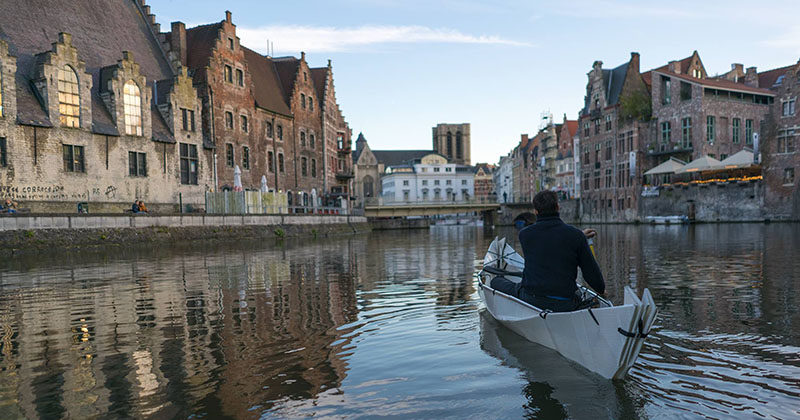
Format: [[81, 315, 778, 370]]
[[363, 200, 499, 218]]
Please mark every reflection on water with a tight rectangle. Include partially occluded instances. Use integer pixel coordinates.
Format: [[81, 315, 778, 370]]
[[0, 224, 799, 419]]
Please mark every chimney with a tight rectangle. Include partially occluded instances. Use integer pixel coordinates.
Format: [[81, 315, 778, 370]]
[[629, 52, 640, 73], [301, 51, 306, 61], [668, 60, 681, 74], [171, 22, 187, 66], [225, 10, 232, 23], [521, 134, 529, 144], [745, 66, 758, 87]]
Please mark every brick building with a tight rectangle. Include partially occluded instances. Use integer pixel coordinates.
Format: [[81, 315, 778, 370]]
[[473, 163, 494, 202], [511, 133, 539, 202], [578, 53, 650, 222], [760, 61, 800, 219], [311, 63, 353, 201], [555, 115, 578, 198], [0, 0, 211, 212]]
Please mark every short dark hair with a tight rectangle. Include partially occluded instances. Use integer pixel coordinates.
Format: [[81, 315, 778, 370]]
[[532, 191, 559, 216]]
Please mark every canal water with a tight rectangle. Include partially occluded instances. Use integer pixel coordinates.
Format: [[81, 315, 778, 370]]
[[0, 224, 799, 419]]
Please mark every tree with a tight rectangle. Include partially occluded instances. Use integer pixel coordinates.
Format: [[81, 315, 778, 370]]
[[619, 89, 652, 122]]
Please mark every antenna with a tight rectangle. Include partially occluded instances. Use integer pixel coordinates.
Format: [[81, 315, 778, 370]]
[[266, 38, 269, 57]]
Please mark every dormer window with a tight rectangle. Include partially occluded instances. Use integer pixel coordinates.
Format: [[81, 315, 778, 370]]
[[123, 81, 142, 136], [58, 66, 80, 128], [692, 68, 701, 78]]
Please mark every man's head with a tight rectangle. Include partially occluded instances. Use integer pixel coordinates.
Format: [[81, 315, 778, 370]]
[[532, 190, 559, 217]]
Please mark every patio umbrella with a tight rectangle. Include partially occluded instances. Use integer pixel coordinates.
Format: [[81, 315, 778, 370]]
[[644, 157, 687, 176], [260, 175, 268, 192], [719, 149, 755, 169], [233, 165, 243, 191], [675, 156, 722, 174]]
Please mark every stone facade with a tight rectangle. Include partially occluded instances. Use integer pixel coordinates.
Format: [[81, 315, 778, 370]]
[[353, 133, 381, 208], [432, 123, 471, 165], [493, 154, 513, 203]]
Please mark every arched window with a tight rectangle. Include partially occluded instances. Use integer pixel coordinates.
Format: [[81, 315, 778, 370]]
[[58, 66, 80, 127], [123, 81, 142, 136], [446, 132, 453, 157], [456, 132, 463, 159], [363, 175, 374, 197]]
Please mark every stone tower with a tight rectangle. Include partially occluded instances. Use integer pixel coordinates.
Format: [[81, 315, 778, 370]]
[[432, 123, 471, 165]]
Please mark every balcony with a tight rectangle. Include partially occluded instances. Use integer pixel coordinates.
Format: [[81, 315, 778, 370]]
[[337, 147, 351, 155], [336, 168, 355, 180], [647, 144, 693, 156], [589, 108, 602, 120]]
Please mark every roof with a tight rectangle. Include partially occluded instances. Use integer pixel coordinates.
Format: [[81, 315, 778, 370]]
[[565, 120, 578, 137], [185, 22, 222, 72], [0, 0, 175, 141], [353, 132, 367, 162], [372, 150, 435, 167], [642, 54, 695, 89], [758, 64, 794, 90], [675, 155, 722, 174], [604, 61, 629, 106], [654, 70, 775, 96], [242, 47, 292, 116], [272, 57, 300, 104], [644, 157, 687, 175], [310, 67, 328, 102]]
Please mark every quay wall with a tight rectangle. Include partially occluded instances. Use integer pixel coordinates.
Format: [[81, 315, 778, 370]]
[[641, 181, 767, 222], [0, 214, 370, 254]]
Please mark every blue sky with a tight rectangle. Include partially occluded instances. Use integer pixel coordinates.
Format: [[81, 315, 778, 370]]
[[151, 0, 800, 164]]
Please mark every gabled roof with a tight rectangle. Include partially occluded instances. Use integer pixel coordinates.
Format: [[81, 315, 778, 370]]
[[603, 61, 629, 106], [0, 0, 176, 140], [185, 22, 223, 72], [566, 120, 578, 137], [242, 47, 292, 116], [758, 64, 795, 90], [272, 57, 300, 104], [372, 150, 434, 167], [310, 67, 328, 102], [353, 132, 368, 162]]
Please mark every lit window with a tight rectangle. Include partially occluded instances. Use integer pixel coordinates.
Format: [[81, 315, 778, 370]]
[[224, 65, 232, 83], [123, 81, 142, 136], [58, 66, 80, 128]]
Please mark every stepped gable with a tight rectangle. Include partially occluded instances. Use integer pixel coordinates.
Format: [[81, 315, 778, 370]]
[[242, 46, 292, 116], [0, 0, 175, 141], [272, 57, 301, 104]]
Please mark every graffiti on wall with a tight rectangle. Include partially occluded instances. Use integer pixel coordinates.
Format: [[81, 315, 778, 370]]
[[0, 185, 119, 201]]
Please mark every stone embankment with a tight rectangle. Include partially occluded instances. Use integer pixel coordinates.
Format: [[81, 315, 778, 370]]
[[0, 214, 370, 254]]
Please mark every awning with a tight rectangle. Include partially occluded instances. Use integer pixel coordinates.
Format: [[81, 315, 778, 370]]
[[675, 155, 722, 174], [644, 157, 687, 175], [718, 148, 755, 169]]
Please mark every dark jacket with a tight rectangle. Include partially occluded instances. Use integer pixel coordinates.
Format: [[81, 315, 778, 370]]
[[518, 214, 605, 298]]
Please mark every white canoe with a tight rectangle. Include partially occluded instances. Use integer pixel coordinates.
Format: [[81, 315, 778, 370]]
[[478, 237, 657, 380]]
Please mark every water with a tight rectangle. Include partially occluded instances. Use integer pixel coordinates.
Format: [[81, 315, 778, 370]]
[[0, 224, 799, 419]]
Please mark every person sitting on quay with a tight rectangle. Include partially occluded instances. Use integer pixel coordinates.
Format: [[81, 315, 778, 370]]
[[491, 190, 605, 312], [137, 201, 149, 213], [2, 198, 19, 214]]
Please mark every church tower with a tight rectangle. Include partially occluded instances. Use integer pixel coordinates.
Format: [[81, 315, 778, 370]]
[[432, 123, 471, 165]]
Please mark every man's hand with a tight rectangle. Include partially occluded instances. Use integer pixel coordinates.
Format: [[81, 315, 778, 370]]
[[583, 228, 597, 239]]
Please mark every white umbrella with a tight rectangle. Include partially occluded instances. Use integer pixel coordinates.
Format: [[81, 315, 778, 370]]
[[260, 175, 268, 192], [644, 157, 687, 176], [311, 188, 317, 210], [675, 156, 722, 174], [233, 165, 242, 191], [719, 149, 755, 169]]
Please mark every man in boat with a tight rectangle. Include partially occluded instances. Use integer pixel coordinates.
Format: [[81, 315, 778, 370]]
[[491, 190, 605, 312]]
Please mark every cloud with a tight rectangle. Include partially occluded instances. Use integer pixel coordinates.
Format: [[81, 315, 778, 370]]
[[237, 24, 531, 54]]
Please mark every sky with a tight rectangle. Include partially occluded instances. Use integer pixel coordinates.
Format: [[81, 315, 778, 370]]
[[150, 0, 800, 164]]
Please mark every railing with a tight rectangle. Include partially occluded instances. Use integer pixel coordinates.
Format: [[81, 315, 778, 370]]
[[205, 191, 288, 214], [364, 197, 498, 207], [647, 144, 693, 156]]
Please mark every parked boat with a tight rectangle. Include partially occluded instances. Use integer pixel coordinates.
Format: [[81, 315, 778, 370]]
[[645, 215, 689, 224], [478, 237, 657, 380]]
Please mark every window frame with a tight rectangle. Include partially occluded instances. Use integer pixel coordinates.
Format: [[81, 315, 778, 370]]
[[180, 143, 199, 185], [58, 66, 81, 128], [123, 80, 143, 136], [242, 146, 250, 170], [62, 144, 85, 173], [128, 151, 147, 177], [706, 115, 715, 143], [226, 143, 234, 167]]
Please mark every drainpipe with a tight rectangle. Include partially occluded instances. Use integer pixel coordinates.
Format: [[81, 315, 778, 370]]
[[209, 86, 218, 191]]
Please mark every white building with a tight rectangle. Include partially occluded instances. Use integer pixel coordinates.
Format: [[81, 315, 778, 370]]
[[381, 153, 475, 203], [494, 154, 514, 203]]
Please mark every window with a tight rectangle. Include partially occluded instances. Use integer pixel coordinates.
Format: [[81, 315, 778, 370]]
[[128, 151, 147, 177], [777, 129, 797, 153], [180, 143, 198, 185], [595, 143, 601, 162], [236, 69, 244, 87], [783, 99, 796, 116], [445, 167, 453, 172], [605, 168, 612, 188], [242, 146, 250, 169], [278, 153, 285, 172], [583, 146, 590, 163], [661, 121, 671, 144], [226, 143, 234, 167], [784, 168, 795, 185], [618, 133, 625, 154], [594, 170, 600, 189], [422, 180, 428, 186], [225, 112, 233, 129], [681, 118, 692, 148], [228, 37, 234, 50], [706, 116, 715, 143], [628, 131, 633, 151], [446, 180, 452, 185], [241, 115, 248, 132], [311, 159, 317, 178], [692, 68, 701, 78], [300, 131, 306, 147], [605, 115, 612, 131], [304, 72, 308, 82], [583, 122, 589, 137], [310, 134, 315, 149], [266, 122, 273, 138], [224, 65, 233, 83], [462, 179, 467, 185], [582, 172, 589, 191], [58, 66, 80, 128], [661, 76, 671, 105], [605, 140, 612, 160], [301, 93, 306, 109], [403, 190, 410, 201], [301, 157, 308, 176], [731, 118, 740, 144], [62, 144, 85, 172], [745, 119, 753, 145], [0, 138, 7, 167], [594, 119, 600, 135], [403, 180, 409, 186], [434, 167, 440, 172], [434, 180, 440, 185], [720, 154, 728, 160], [182, 108, 195, 131], [309, 97, 313, 111], [267, 151, 275, 172], [277, 125, 283, 140], [680, 81, 692, 101]]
